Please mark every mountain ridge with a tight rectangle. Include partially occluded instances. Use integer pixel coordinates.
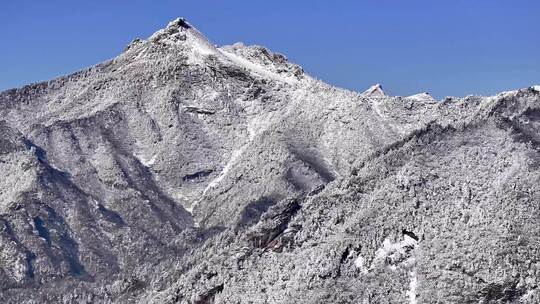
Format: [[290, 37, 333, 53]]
[[1, 18, 540, 303]]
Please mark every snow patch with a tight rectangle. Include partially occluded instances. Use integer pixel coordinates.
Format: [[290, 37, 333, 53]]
[[532, 85, 540, 92], [135, 153, 157, 167], [371, 100, 385, 118], [174, 193, 192, 212], [185, 28, 219, 65], [406, 270, 418, 304], [354, 255, 369, 274], [201, 110, 268, 194], [371, 235, 419, 303], [521, 289, 538, 302], [171, 192, 200, 227], [371, 235, 417, 269], [247, 112, 274, 140], [203, 144, 248, 195]]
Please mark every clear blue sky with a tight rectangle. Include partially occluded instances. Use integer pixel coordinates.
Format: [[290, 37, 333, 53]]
[[1, 0, 539, 98]]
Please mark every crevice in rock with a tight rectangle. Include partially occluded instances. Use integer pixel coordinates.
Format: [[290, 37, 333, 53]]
[[97, 204, 125, 227], [246, 198, 301, 250], [195, 283, 224, 304], [33, 217, 51, 246], [183, 106, 216, 115], [182, 169, 214, 183], [479, 281, 525, 303], [339, 245, 352, 264], [24, 250, 36, 280], [237, 196, 277, 229], [402, 229, 419, 241]]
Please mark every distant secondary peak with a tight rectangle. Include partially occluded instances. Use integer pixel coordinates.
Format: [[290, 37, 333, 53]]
[[362, 84, 386, 97], [220, 43, 304, 79], [223, 43, 289, 66], [406, 92, 435, 103]]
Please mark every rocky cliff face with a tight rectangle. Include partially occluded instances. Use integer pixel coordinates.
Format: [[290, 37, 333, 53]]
[[1, 18, 539, 303]]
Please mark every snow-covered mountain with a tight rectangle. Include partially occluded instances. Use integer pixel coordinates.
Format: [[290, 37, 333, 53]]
[[1, 18, 539, 303]]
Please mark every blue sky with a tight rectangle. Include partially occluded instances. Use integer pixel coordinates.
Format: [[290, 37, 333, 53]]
[[1, 0, 539, 98]]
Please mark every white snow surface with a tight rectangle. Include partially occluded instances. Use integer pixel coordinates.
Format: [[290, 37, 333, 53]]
[[203, 144, 249, 196], [136, 153, 157, 167], [372, 235, 417, 268], [371, 99, 385, 118], [190, 143, 249, 219], [406, 270, 418, 304], [184, 27, 219, 65], [354, 255, 369, 274]]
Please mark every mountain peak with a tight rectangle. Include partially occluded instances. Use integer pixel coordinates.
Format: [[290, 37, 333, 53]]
[[143, 17, 218, 63], [166, 17, 192, 30], [149, 17, 208, 44], [406, 92, 435, 103]]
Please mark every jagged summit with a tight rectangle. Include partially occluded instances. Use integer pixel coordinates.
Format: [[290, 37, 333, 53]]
[[122, 18, 306, 83], [169, 17, 192, 29], [147, 17, 218, 60], [150, 17, 200, 40]]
